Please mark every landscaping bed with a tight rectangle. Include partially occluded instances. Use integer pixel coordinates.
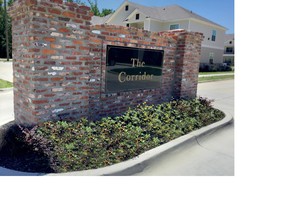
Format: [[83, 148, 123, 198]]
[[0, 97, 225, 174]]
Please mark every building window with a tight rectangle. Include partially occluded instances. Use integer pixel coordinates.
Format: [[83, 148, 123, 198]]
[[125, 5, 129, 11], [136, 13, 140, 20], [226, 47, 233, 53], [170, 24, 179, 30], [212, 30, 216, 41]]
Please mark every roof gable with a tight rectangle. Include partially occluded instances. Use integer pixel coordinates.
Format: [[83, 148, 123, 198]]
[[104, 0, 226, 30]]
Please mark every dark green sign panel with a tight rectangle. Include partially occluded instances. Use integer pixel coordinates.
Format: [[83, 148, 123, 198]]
[[106, 45, 164, 93]]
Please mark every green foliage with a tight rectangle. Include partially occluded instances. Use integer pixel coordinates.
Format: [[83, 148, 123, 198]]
[[0, 0, 13, 59], [87, 0, 114, 16], [67, 0, 114, 16], [87, 0, 99, 16], [99, 8, 114, 17], [17, 97, 225, 173]]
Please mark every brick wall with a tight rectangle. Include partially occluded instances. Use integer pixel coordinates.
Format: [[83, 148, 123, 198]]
[[9, 0, 203, 125]]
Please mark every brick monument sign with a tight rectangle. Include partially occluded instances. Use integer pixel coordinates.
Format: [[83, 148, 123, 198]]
[[9, 0, 203, 125]]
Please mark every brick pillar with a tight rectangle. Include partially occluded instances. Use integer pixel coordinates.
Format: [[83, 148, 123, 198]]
[[9, 0, 93, 125], [170, 30, 203, 99]]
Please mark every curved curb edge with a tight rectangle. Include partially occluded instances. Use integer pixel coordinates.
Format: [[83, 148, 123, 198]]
[[0, 109, 233, 176], [48, 109, 233, 176]]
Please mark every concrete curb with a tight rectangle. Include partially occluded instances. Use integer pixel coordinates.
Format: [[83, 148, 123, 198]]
[[0, 109, 233, 176], [48, 109, 233, 176]]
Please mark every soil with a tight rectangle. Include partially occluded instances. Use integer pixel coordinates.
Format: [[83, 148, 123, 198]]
[[0, 122, 54, 173]]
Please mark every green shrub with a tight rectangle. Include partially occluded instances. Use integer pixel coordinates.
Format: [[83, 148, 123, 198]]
[[7, 97, 225, 173]]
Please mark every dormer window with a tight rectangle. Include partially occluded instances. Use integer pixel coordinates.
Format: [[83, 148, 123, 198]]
[[136, 13, 140, 20], [125, 5, 129, 11]]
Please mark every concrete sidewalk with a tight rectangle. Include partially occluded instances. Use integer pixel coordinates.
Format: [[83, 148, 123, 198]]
[[0, 62, 13, 82], [0, 90, 14, 125]]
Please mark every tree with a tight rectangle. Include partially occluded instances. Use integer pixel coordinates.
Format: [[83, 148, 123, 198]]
[[0, 0, 12, 59], [87, 0, 99, 16], [66, 0, 114, 16], [4, 0, 9, 61], [100, 8, 114, 17]]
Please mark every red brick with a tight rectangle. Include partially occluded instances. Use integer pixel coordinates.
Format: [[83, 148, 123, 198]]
[[76, 8, 88, 15], [59, 28, 70, 33], [66, 46, 76, 49], [66, 56, 77, 60], [42, 49, 56, 55], [79, 46, 90, 50], [82, 15, 91, 20], [28, 48, 40, 53], [62, 11, 76, 18], [32, 78, 49, 82], [79, 25, 90, 30], [48, 8, 61, 15], [32, 100, 48, 104], [36, 7, 47, 13], [79, 5, 91, 11], [60, 103, 70, 106], [51, 0, 63, 4], [73, 40, 83, 45], [43, 37, 56, 42], [72, 19, 83, 24], [65, 87, 76, 91], [51, 77, 64, 81], [79, 57, 90, 61], [51, 44, 62, 49]]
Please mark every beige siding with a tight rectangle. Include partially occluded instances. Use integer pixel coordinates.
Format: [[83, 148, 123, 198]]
[[200, 47, 224, 64], [108, 4, 137, 26], [189, 20, 225, 50], [127, 11, 146, 23], [160, 20, 189, 31], [189, 20, 224, 64], [148, 20, 163, 32]]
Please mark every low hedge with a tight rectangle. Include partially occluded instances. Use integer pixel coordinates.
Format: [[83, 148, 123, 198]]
[[0, 97, 225, 173]]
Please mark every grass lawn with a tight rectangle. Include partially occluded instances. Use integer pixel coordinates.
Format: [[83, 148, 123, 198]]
[[199, 71, 234, 75], [0, 58, 12, 62], [199, 75, 234, 83], [0, 79, 13, 88]]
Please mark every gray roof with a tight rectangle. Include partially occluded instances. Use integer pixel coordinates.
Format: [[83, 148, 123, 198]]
[[91, 13, 113, 25], [224, 34, 234, 45], [224, 34, 234, 41], [126, 1, 226, 29]]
